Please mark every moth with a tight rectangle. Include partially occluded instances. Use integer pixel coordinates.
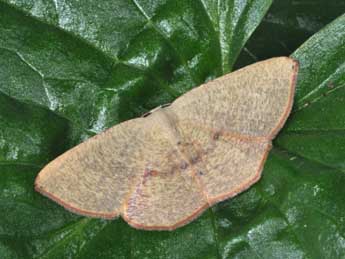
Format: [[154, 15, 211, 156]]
[[35, 57, 299, 230]]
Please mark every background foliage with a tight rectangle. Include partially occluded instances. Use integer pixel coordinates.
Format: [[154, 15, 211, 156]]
[[0, 0, 345, 258]]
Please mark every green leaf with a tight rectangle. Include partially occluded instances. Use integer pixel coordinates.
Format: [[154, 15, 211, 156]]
[[235, 0, 345, 68], [0, 1, 345, 259], [0, 0, 272, 139]]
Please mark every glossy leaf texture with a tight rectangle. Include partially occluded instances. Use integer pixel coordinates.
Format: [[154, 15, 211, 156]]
[[0, 1, 345, 259], [235, 0, 345, 68]]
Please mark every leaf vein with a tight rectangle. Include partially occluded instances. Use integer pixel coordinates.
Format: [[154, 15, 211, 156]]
[[129, 0, 199, 85]]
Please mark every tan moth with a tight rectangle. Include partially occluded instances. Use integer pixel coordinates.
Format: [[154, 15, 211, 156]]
[[35, 57, 299, 230]]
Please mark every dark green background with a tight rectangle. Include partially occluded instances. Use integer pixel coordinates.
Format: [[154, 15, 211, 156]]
[[0, 0, 345, 258]]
